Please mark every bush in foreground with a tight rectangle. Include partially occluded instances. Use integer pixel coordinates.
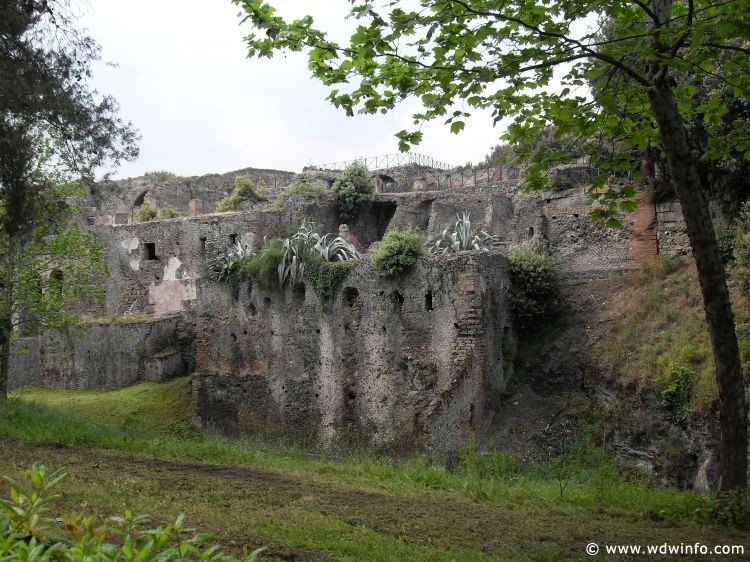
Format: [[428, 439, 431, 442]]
[[0, 464, 265, 561]]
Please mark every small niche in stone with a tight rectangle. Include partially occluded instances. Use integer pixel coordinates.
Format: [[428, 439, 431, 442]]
[[424, 291, 433, 312], [343, 287, 359, 307], [528, 226, 534, 239], [144, 242, 158, 260], [229, 233, 238, 245], [199, 236, 207, 254]]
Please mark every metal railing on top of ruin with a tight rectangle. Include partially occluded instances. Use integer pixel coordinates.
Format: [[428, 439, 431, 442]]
[[310, 152, 455, 172]]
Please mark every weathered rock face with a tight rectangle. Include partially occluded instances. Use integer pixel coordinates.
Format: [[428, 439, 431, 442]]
[[192, 253, 510, 456], [9, 314, 195, 390], [85, 167, 297, 226]]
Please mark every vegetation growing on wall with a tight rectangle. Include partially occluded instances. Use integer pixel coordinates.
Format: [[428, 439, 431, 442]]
[[161, 207, 182, 219], [274, 174, 326, 209], [508, 245, 563, 332], [332, 163, 375, 222], [305, 258, 357, 301], [216, 175, 263, 212], [428, 212, 497, 254], [136, 202, 157, 222], [207, 221, 363, 298], [372, 229, 425, 278]]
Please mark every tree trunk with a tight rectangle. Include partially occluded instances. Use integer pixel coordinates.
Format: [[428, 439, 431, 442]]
[[648, 84, 748, 491]]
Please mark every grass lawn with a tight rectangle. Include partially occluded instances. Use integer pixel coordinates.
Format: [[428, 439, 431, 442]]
[[1, 380, 747, 561]]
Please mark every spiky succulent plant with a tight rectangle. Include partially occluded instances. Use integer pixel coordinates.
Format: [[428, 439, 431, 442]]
[[428, 212, 497, 255]]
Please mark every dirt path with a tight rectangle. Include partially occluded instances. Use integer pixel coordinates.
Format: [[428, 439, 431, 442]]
[[1, 437, 746, 561]]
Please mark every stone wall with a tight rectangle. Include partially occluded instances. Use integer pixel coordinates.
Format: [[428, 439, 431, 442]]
[[9, 313, 195, 390], [86, 166, 297, 225], [192, 252, 510, 457]]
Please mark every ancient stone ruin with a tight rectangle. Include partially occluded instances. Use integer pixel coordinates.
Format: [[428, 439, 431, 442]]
[[9, 155, 689, 456]]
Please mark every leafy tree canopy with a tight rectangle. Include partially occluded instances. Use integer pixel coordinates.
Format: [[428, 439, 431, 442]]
[[0, 0, 138, 237]]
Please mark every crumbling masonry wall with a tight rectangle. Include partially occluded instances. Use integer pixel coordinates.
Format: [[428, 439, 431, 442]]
[[8, 313, 195, 390], [192, 253, 510, 456]]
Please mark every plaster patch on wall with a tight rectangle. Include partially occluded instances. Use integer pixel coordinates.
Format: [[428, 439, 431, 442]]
[[149, 279, 197, 315], [164, 256, 183, 281], [121, 237, 141, 271]]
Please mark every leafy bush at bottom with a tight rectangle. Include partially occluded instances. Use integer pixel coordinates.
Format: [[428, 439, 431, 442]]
[[0, 464, 265, 561]]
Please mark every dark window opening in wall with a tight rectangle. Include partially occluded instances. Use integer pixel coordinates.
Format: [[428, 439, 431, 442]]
[[199, 236, 207, 254], [528, 226, 534, 239], [390, 290, 405, 312], [144, 243, 158, 260], [424, 291, 433, 312], [229, 233, 238, 245], [343, 287, 359, 307]]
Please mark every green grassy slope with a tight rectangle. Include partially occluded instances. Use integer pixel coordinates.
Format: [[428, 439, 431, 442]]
[[2, 379, 748, 560]]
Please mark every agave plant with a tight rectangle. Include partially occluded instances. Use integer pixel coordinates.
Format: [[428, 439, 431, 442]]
[[428, 212, 498, 255], [278, 220, 364, 287], [313, 233, 364, 262], [277, 222, 312, 288], [207, 242, 251, 282]]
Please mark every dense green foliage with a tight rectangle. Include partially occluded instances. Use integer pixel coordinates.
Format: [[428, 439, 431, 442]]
[[331, 163, 374, 222], [372, 229, 425, 278], [661, 363, 698, 424], [508, 246, 562, 332], [0, 464, 264, 561], [273, 175, 325, 209], [216, 176, 263, 212], [428, 212, 497, 254]]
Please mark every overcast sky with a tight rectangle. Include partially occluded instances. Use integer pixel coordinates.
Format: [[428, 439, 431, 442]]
[[80, 1, 503, 179]]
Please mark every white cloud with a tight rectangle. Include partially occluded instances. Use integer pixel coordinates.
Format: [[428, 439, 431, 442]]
[[82, 1, 504, 179]]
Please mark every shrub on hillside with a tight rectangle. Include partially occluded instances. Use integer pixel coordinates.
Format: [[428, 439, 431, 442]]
[[216, 175, 263, 212], [137, 202, 157, 222], [0, 464, 264, 561], [332, 163, 375, 221], [508, 245, 563, 331], [660, 362, 697, 424], [372, 228, 425, 278], [274, 175, 326, 209]]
